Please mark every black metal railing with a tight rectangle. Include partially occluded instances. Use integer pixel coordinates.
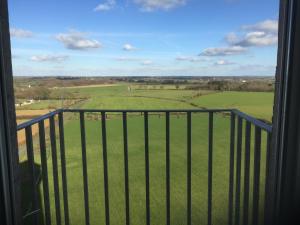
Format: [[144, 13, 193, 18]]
[[17, 108, 272, 225]]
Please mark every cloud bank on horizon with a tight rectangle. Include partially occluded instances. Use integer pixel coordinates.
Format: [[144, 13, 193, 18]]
[[9, 0, 279, 76]]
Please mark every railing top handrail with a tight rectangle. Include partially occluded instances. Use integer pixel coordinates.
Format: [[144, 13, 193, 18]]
[[17, 109, 62, 131], [63, 108, 233, 113], [16, 108, 272, 133], [232, 109, 272, 132]]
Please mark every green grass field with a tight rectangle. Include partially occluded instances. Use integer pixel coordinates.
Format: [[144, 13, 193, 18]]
[[28, 114, 268, 225], [18, 84, 274, 121], [19, 84, 273, 225], [17, 99, 83, 110], [65, 85, 273, 121]]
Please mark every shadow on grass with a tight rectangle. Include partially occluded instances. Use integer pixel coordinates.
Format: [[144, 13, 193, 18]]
[[20, 161, 44, 225]]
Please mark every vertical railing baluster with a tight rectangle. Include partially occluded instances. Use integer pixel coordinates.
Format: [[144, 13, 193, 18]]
[[80, 112, 90, 225], [144, 112, 150, 225], [123, 112, 130, 225], [166, 112, 170, 225], [58, 112, 70, 225], [243, 122, 251, 225], [39, 121, 51, 225], [25, 125, 38, 225], [208, 112, 213, 225], [234, 117, 243, 225], [252, 127, 261, 225], [16, 109, 272, 225], [49, 116, 61, 225], [228, 112, 235, 225], [187, 112, 192, 225], [101, 112, 110, 225], [264, 132, 272, 225]]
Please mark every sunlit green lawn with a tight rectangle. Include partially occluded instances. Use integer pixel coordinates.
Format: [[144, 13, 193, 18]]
[[39, 114, 268, 225], [19, 85, 273, 225], [66, 85, 273, 121]]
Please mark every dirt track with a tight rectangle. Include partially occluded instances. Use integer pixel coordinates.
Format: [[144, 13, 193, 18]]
[[16, 109, 50, 119], [63, 84, 119, 89], [16, 110, 51, 145]]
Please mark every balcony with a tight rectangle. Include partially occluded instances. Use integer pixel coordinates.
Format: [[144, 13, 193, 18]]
[[17, 108, 272, 225]]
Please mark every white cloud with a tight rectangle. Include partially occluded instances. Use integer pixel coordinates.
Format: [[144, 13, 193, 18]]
[[94, 0, 116, 11], [123, 43, 136, 51], [176, 55, 208, 62], [226, 19, 278, 47], [10, 28, 33, 38], [134, 0, 186, 11], [200, 46, 246, 56], [242, 19, 278, 34], [56, 31, 101, 50], [214, 60, 235, 66], [141, 60, 153, 65], [235, 31, 277, 47], [30, 55, 69, 63], [115, 56, 141, 61], [114, 56, 153, 65], [225, 32, 239, 45], [175, 56, 190, 61]]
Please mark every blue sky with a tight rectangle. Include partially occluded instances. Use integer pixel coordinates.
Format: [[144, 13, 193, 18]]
[[9, 0, 279, 76]]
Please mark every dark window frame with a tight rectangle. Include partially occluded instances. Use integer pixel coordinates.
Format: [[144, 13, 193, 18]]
[[0, 0, 21, 224], [270, 0, 300, 224], [1, 0, 300, 225]]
